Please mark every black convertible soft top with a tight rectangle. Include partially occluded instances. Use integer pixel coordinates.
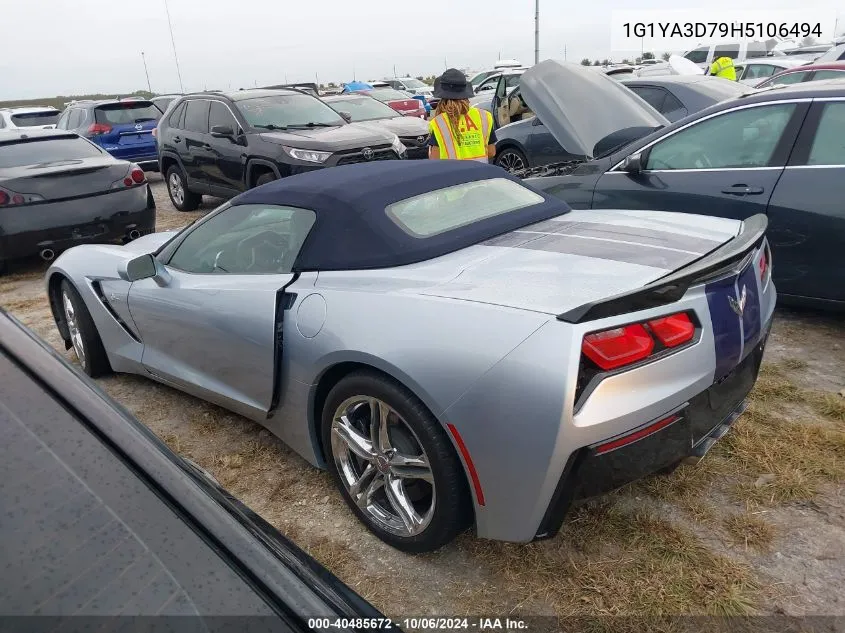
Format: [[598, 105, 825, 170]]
[[234, 160, 570, 271]]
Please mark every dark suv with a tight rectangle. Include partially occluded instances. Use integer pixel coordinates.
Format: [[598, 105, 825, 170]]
[[157, 89, 404, 211]]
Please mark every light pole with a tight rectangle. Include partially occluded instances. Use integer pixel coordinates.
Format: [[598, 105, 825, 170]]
[[534, 0, 540, 65], [163, 0, 184, 93], [140, 51, 152, 93]]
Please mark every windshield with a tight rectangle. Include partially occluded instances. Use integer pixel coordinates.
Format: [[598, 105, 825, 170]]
[[366, 88, 413, 102], [10, 111, 60, 127], [401, 78, 427, 89], [327, 97, 399, 121], [0, 137, 103, 168], [236, 94, 345, 129], [95, 102, 162, 124]]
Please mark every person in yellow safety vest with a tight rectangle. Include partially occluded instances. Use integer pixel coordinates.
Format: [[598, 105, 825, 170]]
[[709, 56, 737, 81], [427, 68, 496, 162]]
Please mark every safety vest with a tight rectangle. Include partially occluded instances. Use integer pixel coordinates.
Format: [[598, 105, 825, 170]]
[[429, 107, 493, 161], [710, 56, 737, 81]]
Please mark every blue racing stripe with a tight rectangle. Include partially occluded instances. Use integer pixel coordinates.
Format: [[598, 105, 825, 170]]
[[706, 276, 743, 381], [738, 262, 762, 356]]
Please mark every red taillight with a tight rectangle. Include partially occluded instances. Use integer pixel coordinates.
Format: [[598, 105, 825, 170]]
[[123, 177, 133, 186], [130, 167, 145, 184], [582, 324, 654, 371], [594, 414, 681, 455], [0, 190, 8, 206], [646, 313, 695, 348], [88, 123, 112, 136], [582, 311, 695, 371]]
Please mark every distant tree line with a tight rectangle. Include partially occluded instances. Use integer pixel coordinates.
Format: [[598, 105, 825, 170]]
[[579, 51, 674, 66], [0, 89, 153, 110]]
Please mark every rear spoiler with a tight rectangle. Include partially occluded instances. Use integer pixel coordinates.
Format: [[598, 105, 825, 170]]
[[557, 214, 768, 323]]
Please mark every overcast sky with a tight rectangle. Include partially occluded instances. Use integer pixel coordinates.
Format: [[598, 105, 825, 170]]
[[2, 0, 843, 99]]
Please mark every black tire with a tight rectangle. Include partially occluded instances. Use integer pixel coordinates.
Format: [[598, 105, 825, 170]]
[[494, 147, 528, 173], [59, 280, 112, 378], [166, 165, 201, 212], [321, 371, 472, 553], [255, 171, 278, 188]]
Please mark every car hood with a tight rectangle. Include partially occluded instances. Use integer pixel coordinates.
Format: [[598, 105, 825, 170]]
[[413, 209, 741, 315], [259, 124, 395, 151], [520, 60, 670, 158], [349, 117, 428, 138]]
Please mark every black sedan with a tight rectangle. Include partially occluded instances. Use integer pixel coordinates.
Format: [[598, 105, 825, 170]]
[[0, 130, 155, 274], [521, 61, 845, 308], [491, 75, 749, 173], [0, 307, 397, 628]]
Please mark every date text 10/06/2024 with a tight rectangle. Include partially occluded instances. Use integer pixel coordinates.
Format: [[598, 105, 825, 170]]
[[622, 21, 822, 40], [307, 617, 529, 630]]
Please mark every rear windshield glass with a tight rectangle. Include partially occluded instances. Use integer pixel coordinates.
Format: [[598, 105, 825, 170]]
[[326, 96, 399, 121], [386, 178, 545, 238], [10, 111, 60, 127], [367, 88, 413, 102], [95, 102, 162, 125], [0, 137, 103, 168]]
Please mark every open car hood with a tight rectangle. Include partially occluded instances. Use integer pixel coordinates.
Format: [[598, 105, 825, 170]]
[[520, 60, 670, 159]]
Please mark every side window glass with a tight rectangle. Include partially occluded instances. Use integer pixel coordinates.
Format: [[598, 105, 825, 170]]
[[811, 70, 845, 81], [806, 102, 845, 166], [168, 102, 187, 129], [56, 110, 70, 129], [167, 204, 316, 275], [770, 71, 808, 86], [661, 91, 684, 114], [630, 86, 667, 112], [645, 104, 796, 170], [208, 102, 239, 132], [68, 110, 84, 129], [184, 100, 210, 133], [684, 47, 708, 64]]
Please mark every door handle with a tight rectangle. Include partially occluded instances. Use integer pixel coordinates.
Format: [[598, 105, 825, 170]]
[[721, 184, 764, 196]]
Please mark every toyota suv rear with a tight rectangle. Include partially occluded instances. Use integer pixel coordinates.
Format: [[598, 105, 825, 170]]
[[156, 89, 405, 211]]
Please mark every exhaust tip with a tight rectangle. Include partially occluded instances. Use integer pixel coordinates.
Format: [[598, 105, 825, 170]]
[[128, 229, 141, 240], [40, 248, 55, 261]]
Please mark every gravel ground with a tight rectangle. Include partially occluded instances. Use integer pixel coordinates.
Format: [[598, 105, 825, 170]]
[[2, 173, 844, 630]]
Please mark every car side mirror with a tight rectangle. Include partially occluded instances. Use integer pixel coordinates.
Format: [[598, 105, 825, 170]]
[[339, 111, 352, 123], [210, 125, 235, 139], [119, 254, 171, 287], [621, 152, 643, 174]]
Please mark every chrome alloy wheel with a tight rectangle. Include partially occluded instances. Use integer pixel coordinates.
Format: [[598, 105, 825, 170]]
[[168, 172, 185, 206], [498, 150, 526, 173], [331, 396, 435, 537], [62, 291, 86, 368]]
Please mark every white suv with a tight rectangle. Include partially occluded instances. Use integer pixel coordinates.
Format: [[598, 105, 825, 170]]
[[0, 106, 61, 131]]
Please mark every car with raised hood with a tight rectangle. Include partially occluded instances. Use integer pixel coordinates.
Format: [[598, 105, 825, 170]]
[[0, 106, 60, 131], [323, 94, 430, 158], [157, 89, 404, 211], [56, 98, 164, 171], [354, 87, 427, 119], [0, 130, 154, 274], [45, 159, 774, 552], [0, 308, 397, 629], [753, 60, 845, 88], [515, 61, 845, 308]]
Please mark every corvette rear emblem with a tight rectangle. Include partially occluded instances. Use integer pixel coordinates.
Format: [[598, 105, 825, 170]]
[[729, 285, 747, 317]]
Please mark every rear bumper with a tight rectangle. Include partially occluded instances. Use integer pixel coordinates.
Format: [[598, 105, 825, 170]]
[[0, 185, 155, 261], [534, 324, 769, 540]]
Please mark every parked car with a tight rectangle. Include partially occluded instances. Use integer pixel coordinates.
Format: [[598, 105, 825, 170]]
[[468, 60, 525, 89], [384, 77, 434, 100], [736, 59, 808, 85], [355, 87, 427, 118], [56, 98, 163, 171], [0, 106, 60, 130], [493, 74, 752, 172], [151, 93, 183, 113], [683, 41, 778, 70], [46, 159, 773, 551], [517, 61, 845, 308], [812, 43, 845, 63], [323, 94, 430, 158], [157, 89, 404, 211], [0, 308, 397, 627], [475, 69, 525, 95], [0, 130, 154, 274], [754, 60, 845, 88]]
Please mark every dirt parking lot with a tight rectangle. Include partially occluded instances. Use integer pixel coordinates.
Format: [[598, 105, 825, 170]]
[[2, 173, 844, 631]]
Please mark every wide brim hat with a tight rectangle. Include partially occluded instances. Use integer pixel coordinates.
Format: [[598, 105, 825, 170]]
[[433, 69, 475, 100]]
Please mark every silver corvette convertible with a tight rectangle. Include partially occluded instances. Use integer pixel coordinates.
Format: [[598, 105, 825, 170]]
[[45, 160, 775, 552]]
